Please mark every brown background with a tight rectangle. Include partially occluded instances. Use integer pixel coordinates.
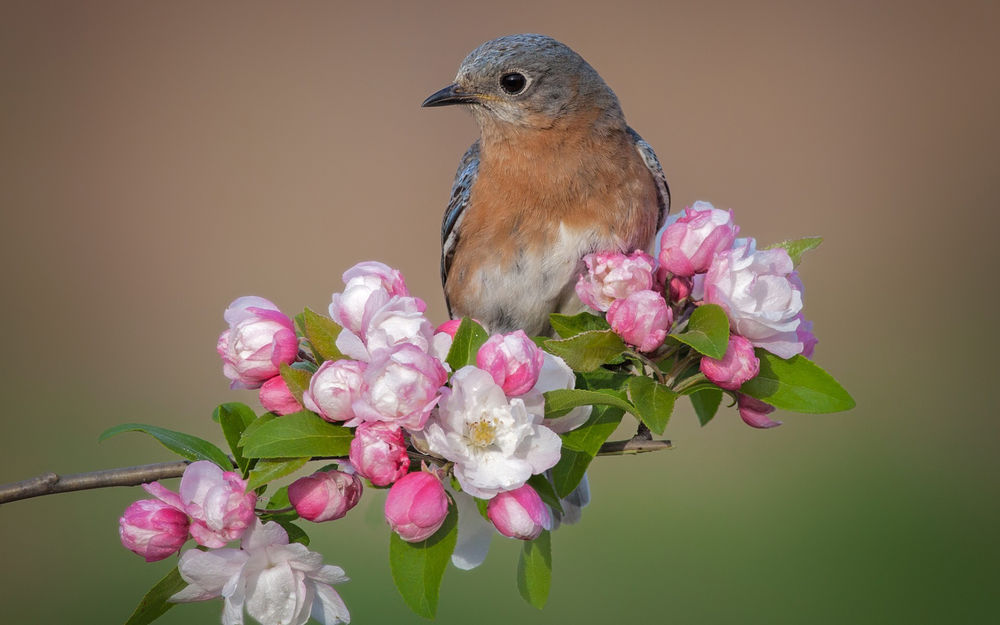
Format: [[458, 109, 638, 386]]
[[1, 1, 998, 623]]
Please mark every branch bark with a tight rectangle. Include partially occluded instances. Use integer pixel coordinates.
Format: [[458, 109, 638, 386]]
[[0, 438, 672, 505]]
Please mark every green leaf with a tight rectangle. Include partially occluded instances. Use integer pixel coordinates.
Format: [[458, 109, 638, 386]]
[[259, 486, 299, 524], [279, 520, 310, 546], [577, 367, 632, 392], [517, 530, 552, 610], [766, 236, 823, 266], [740, 351, 855, 413], [669, 304, 730, 359], [527, 474, 563, 514], [560, 405, 626, 456], [389, 503, 459, 618], [302, 307, 344, 363], [123, 566, 186, 625], [543, 330, 626, 372], [247, 457, 310, 491], [214, 402, 257, 474], [241, 411, 353, 459], [543, 388, 634, 419], [690, 387, 724, 426], [548, 311, 610, 339], [239, 412, 277, 447], [100, 424, 231, 469], [551, 448, 594, 499], [626, 376, 678, 435], [446, 317, 489, 371], [279, 363, 313, 407]]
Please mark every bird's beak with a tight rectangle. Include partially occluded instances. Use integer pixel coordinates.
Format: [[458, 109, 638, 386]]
[[421, 83, 481, 107]]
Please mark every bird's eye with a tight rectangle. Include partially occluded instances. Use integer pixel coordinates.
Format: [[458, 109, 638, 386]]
[[499, 72, 527, 95]]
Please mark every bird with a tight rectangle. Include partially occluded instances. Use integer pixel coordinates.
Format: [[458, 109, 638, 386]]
[[423, 34, 670, 336]]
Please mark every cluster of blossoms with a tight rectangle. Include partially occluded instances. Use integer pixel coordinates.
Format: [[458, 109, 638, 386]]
[[577, 201, 817, 428]]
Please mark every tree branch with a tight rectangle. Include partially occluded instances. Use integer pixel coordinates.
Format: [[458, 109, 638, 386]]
[[0, 437, 673, 505]]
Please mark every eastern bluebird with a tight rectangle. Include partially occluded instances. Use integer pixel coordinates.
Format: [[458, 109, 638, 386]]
[[423, 34, 670, 336]]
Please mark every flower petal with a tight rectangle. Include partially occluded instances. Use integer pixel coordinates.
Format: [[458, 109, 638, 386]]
[[310, 583, 351, 625]]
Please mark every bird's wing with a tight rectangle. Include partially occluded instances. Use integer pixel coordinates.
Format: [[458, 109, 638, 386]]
[[440, 140, 480, 316], [627, 127, 671, 230]]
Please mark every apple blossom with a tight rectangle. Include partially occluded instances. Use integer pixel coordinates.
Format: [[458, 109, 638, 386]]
[[699, 334, 760, 390], [420, 366, 561, 499], [520, 352, 592, 434], [434, 319, 462, 337], [703, 239, 811, 358], [351, 343, 448, 431], [657, 202, 738, 277], [171, 519, 350, 625], [476, 330, 546, 396], [668, 275, 692, 303], [384, 471, 450, 542], [302, 360, 366, 424], [288, 470, 363, 523], [738, 395, 782, 429], [217, 296, 298, 390], [349, 422, 410, 486], [259, 376, 303, 416], [487, 484, 552, 540], [335, 294, 436, 362], [329, 260, 414, 334], [574, 250, 657, 312], [179, 461, 256, 548], [119, 498, 190, 562], [606, 290, 672, 353]]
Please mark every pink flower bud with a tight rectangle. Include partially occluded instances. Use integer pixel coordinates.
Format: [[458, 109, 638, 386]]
[[329, 261, 415, 334], [349, 422, 410, 486], [288, 470, 363, 522], [658, 203, 739, 277], [179, 461, 257, 548], [352, 343, 448, 431], [476, 330, 546, 396], [700, 334, 760, 390], [384, 471, 450, 542], [487, 484, 552, 540], [258, 375, 303, 415], [606, 290, 672, 353], [575, 250, 657, 312], [668, 276, 692, 303], [217, 296, 298, 390], [302, 359, 366, 423], [738, 395, 782, 429], [434, 319, 462, 338], [119, 499, 190, 562]]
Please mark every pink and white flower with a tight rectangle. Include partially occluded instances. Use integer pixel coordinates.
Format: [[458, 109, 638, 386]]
[[476, 330, 546, 396], [351, 343, 448, 431], [177, 461, 256, 548], [420, 367, 561, 499], [699, 334, 760, 390], [349, 422, 410, 486], [575, 250, 657, 312], [335, 295, 436, 362], [702, 239, 811, 359], [119, 498, 189, 562], [657, 202, 738, 277], [217, 297, 298, 390], [288, 470, 363, 523], [384, 471, 450, 542], [170, 519, 350, 625], [303, 360, 367, 424], [487, 484, 552, 540], [606, 290, 672, 353], [329, 261, 413, 334]]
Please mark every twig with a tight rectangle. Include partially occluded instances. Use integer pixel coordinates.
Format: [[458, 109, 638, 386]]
[[0, 437, 673, 505]]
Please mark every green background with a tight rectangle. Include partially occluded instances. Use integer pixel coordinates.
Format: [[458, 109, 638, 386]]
[[1, 1, 997, 623]]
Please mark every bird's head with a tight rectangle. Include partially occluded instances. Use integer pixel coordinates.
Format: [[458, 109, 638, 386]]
[[422, 34, 622, 132]]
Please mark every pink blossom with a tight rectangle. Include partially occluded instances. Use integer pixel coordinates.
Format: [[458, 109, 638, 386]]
[[575, 250, 657, 311], [303, 359, 366, 423], [119, 499, 189, 562], [216, 296, 298, 390], [258, 375, 303, 415], [703, 239, 810, 358], [329, 261, 419, 335], [288, 470, 363, 523], [384, 471, 450, 542], [487, 484, 552, 540], [349, 422, 410, 486], [658, 202, 739, 277], [606, 290, 672, 353], [351, 343, 448, 430], [699, 334, 760, 390], [476, 330, 546, 396], [435, 319, 462, 337], [738, 395, 782, 429], [335, 294, 436, 362], [178, 461, 256, 548], [668, 276, 692, 303]]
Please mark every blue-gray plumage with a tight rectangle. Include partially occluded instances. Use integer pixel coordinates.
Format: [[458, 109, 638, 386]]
[[425, 34, 670, 335]]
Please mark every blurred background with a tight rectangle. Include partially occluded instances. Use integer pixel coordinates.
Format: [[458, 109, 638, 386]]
[[1, 1, 997, 623]]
